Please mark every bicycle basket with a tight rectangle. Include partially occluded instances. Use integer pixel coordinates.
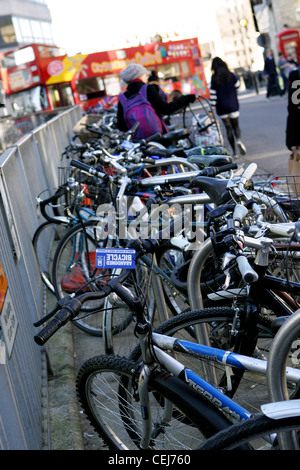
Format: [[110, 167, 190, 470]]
[[252, 175, 300, 223], [183, 95, 224, 147], [58, 166, 103, 211]]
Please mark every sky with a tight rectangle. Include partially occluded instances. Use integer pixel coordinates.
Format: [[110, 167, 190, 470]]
[[46, 0, 218, 55]]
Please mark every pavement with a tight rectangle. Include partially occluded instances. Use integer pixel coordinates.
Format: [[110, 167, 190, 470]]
[[45, 288, 85, 450]]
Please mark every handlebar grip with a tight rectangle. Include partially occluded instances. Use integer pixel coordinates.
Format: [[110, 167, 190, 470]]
[[216, 163, 238, 174], [268, 223, 296, 238], [34, 308, 74, 346], [70, 158, 95, 173], [200, 163, 238, 177], [241, 163, 257, 182], [70, 159, 106, 179], [233, 204, 248, 224], [236, 255, 258, 284], [141, 133, 162, 144]]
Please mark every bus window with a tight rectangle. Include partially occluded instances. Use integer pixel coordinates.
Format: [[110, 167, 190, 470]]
[[61, 84, 75, 106], [47, 84, 74, 108], [103, 75, 121, 96], [180, 60, 191, 78], [11, 85, 49, 116], [1, 46, 35, 68], [75, 76, 105, 101], [48, 85, 62, 108], [37, 45, 63, 58], [157, 63, 181, 80]]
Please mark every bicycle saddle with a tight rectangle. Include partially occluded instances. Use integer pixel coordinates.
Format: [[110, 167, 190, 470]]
[[192, 176, 231, 205], [187, 155, 233, 167], [161, 128, 190, 146], [145, 147, 184, 158]]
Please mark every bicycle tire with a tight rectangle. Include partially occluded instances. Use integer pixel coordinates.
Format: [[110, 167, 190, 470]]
[[32, 220, 68, 294], [267, 309, 300, 403], [76, 354, 231, 450], [129, 307, 273, 415], [155, 242, 190, 316], [102, 259, 153, 355], [52, 219, 132, 336], [198, 413, 300, 450]]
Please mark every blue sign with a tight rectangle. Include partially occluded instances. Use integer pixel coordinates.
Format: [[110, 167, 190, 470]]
[[96, 248, 136, 269]]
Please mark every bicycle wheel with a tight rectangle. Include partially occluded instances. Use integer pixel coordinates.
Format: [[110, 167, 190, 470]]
[[198, 413, 300, 450], [52, 219, 132, 336], [129, 308, 273, 416], [156, 242, 190, 316], [76, 354, 231, 450], [267, 309, 300, 403], [103, 258, 154, 355], [32, 221, 68, 294]]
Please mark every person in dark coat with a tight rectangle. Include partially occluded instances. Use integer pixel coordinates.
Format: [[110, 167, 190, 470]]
[[148, 70, 168, 102], [210, 57, 246, 158], [264, 49, 284, 99], [117, 63, 195, 135], [286, 67, 300, 150]]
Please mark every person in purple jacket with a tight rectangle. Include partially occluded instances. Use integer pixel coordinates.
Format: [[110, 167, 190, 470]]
[[210, 57, 246, 158]]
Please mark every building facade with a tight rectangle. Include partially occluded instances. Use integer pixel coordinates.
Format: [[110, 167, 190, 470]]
[[252, 0, 300, 59], [0, 0, 54, 54]]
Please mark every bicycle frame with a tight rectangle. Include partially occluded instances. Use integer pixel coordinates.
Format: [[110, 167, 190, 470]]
[[136, 328, 300, 449]]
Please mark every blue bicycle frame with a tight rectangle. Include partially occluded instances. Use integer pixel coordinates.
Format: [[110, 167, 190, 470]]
[[136, 330, 300, 449]]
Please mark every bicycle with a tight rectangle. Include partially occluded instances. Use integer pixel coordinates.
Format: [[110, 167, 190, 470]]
[[198, 305, 300, 450], [33, 218, 300, 450]]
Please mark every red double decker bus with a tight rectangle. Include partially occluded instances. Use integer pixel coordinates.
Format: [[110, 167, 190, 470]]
[[0, 38, 209, 116]]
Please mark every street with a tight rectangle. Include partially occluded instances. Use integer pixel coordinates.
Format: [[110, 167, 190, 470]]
[[235, 90, 289, 176]]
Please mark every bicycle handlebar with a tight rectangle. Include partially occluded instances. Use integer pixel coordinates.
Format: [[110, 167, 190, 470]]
[[70, 159, 107, 179], [236, 254, 259, 284], [34, 215, 187, 345], [34, 298, 83, 345], [39, 186, 72, 224]]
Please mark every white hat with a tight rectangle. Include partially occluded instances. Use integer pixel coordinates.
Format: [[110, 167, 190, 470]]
[[120, 63, 148, 84]]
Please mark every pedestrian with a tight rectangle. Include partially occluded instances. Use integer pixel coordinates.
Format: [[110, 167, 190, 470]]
[[117, 63, 195, 140], [286, 67, 300, 159], [278, 51, 298, 93], [287, 53, 298, 67], [148, 70, 168, 102], [209, 56, 246, 158], [264, 49, 284, 99], [277, 51, 290, 93]]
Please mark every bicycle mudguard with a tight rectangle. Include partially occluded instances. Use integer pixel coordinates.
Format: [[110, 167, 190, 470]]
[[261, 399, 300, 419]]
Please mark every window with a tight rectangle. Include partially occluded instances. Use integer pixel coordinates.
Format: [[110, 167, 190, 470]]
[[10, 85, 49, 116], [75, 77, 105, 101], [0, 16, 17, 46], [61, 84, 75, 106], [103, 75, 121, 96], [37, 45, 62, 58], [180, 61, 191, 78], [157, 63, 181, 80], [1, 46, 35, 68], [12, 16, 54, 44]]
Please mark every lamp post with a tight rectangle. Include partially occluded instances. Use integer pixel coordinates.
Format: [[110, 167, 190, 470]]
[[239, 18, 258, 93], [239, 18, 251, 70]]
